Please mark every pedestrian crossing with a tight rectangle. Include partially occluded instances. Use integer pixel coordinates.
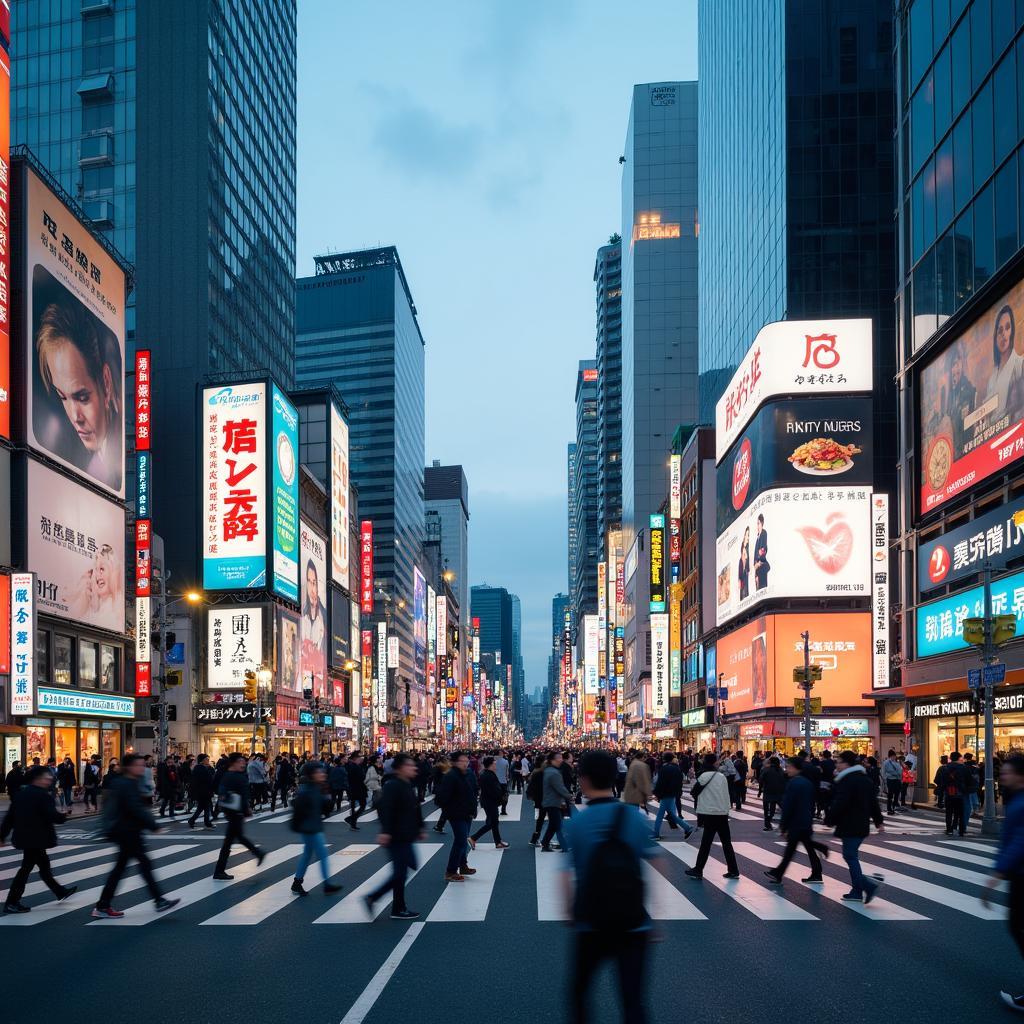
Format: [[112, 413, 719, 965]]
[[424, 794, 523, 823], [0, 831, 1005, 927]]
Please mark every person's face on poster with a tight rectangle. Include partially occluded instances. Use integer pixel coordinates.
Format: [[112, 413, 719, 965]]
[[45, 339, 115, 456], [306, 562, 319, 616]]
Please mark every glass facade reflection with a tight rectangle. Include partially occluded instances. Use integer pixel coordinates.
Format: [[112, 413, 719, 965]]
[[595, 240, 622, 546], [573, 360, 599, 628]]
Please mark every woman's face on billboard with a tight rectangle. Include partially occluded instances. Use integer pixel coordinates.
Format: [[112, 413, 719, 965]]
[[93, 548, 113, 597], [996, 311, 1015, 357], [46, 340, 111, 453]]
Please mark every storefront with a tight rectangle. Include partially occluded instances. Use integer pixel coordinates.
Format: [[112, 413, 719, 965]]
[[196, 701, 273, 760], [738, 716, 877, 759], [912, 688, 1024, 784], [24, 686, 133, 779], [679, 708, 712, 752], [651, 725, 678, 750]]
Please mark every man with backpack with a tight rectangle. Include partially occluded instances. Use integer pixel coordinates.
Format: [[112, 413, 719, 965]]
[[944, 751, 968, 836], [562, 750, 656, 1024], [651, 752, 695, 840]]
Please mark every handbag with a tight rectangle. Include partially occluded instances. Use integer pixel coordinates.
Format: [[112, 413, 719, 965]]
[[219, 790, 243, 813]]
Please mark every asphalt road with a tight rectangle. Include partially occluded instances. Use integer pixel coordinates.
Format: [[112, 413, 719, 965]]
[[1, 791, 1019, 1024]]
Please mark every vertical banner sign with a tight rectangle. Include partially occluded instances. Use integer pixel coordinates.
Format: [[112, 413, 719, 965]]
[[651, 612, 669, 718], [360, 521, 374, 614], [135, 519, 151, 597], [472, 617, 480, 709], [330, 403, 350, 584], [387, 636, 399, 670], [649, 514, 666, 612], [669, 581, 683, 697], [375, 621, 388, 723], [436, 594, 447, 658], [10, 573, 36, 715], [271, 384, 299, 602], [607, 550, 617, 628], [135, 595, 151, 697], [872, 494, 889, 690], [583, 614, 599, 695], [135, 351, 152, 451], [427, 583, 436, 694], [597, 561, 607, 681], [0, 45, 10, 440], [0, 573, 9, 675], [670, 454, 682, 582], [202, 383, 267, 589], [360, 628, 373, 713], [135, 351, 152, 696], [615, 553, 625, 626]]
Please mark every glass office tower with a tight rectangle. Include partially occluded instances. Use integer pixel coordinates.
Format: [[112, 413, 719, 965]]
[[595, 239, 623, 547], [573, 360, 600, 631]]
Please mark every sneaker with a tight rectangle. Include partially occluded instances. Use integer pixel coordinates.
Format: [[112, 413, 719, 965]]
[[763, 870, 782, 884], [684, 868, 703, 880], [390, 909, 420, 920], [323, 883, 343, 894], [467, 836, 477, 850], [1000, 992, 1024, 1012], [723, 872, 740, 880], [863, 875, 884, 906], [349, 823, 361, 832], [212, 871, 234, 881], [255, 847, 265, 866], [495, 841, 510, 849], [802, 876, 824, 884], [841, 891, 863, 902], [291, 880, 307, 896], [155, 898, 180, 913], [56, 885, 78, 902], [762, 825, 773, 831], [458, 865, 477, 875], [528, 837, 539, 846], [90, 906, 124, 918], [3, 902, 30, 914], [683, 826, 695, 839], [364, 895, 378, 917], [432, 825, 444, 833], [540, 846, 553, 852], [444, 872, 465, 882]]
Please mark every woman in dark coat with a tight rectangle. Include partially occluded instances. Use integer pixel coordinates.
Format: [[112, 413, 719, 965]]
[[469, 756, 509, 849]]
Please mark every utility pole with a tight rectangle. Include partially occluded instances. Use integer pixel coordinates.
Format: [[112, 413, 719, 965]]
[[982, 563, 999, 837], [802, 631, 812, 757], [714, 672, 723, 753]]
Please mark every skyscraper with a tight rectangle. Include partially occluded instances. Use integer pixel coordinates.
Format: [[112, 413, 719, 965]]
[[510, 593, 525, 725], [595, 237, 623, 549], [11, 1, 299, 581], [567, 442, 578, 600], [471, 585, 515, 725], [296, 247, 426, 726], [424, 461, 470, 624], [548, 592, 570, 700], [573, 360, 600, 631]]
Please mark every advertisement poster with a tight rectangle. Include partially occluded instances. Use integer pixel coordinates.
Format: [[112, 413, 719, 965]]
[[716, 318, 873, 461], [0, 573, 8, 674], [717, 397, 873, 533], [437, 594, 448, 658], [649, 514, 665, 612], [330, 403, 350, 584], [24, 166, 126, 496], [207, 607, 263, 689], [10, 573, 35, 716], [202, 382, 267, 590], [715, 486, 871, 627], [716, 612, 872, 713], [276, 606, 301, 692], [26, 459, 125, 633], [414, 566, 426, 691], [376, 622, 388, 722], [300, 520, 328, 698], [0, 50, 10, 440], [583, 614, 599, 694], [651, 613, 669, 718], [871, 494, 890, 690], [271, 384, 299, 602], [330, 589, 351, 668], [360, 520, 374, 614], [920, 277, 1024, 513]]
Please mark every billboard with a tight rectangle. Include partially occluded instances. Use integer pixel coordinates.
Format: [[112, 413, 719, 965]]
[[202, 383, 267, 590], [271, 384, 299, 602], [437, 593, 448, 658], [330, 403, 350, 584], [376, 621, 388, 722], [207, 606, 263, 689], [24, 166, 126, 495], [918, 495, 1024, 594], [135, 595, 151, 696], [716, 612, 873, 713], [716, 318, 873, 462], [10, 573, 35, 716], [871, 494, 890, 690], [649, 514, 665, 612], [330, 589, 351, 668], [26, 459, 125, 633], [360, 521, 374, 614], [414, 566, 426, 691], [651, 612, 669, 718], [0, 573, 8, 675], [717, 397, 873, 533], [300, 520, 328, 699], [0, 49, 9, 439], [670, 453, 682, 520], [916, 567, 1024, 658], [920, 277, 1024, 513], [276, 606, 301, 692], [715, 486, 871, 627], [583, 614, 599, 694]]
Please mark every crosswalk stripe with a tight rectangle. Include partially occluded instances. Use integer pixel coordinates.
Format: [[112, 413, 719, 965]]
[[730, 842, 928, 920], [0, 845, 114, 882], [201, 845, 377, 925], [853, 842, 1000, 889], [943, 839, 1000, 854], [888, 840, 995, 868], [0, 844, 87, 867], [535, 847, 568, 921], [314, 844, 443, 924], [427, 795, 524, 824], [643, 861, 706, 920], [0, 845, 209, 925], [662, 845, 817, 920], [427, 846, 504, 921], [89, 845, 301, 926]]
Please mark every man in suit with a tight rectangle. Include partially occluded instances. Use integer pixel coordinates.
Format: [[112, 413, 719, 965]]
[[754, 514, 770, 590]]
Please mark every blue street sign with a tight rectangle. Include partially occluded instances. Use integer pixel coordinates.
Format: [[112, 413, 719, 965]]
[[706, 686, 719, 700], [984, 663, 1007, 686], [968, 669, 982, 690]]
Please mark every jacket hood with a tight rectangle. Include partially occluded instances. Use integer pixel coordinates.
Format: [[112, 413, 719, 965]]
[[835, 764, 865, 781]]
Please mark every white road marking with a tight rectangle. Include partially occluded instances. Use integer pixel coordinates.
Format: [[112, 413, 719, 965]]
[[888, 840, 995, 868], [942, 839, 1000, 854], [0, 845, 95, 877], [535, 847, 569, 921], [644, 861, 707, 920], [338, 922, 424, 1024], [853, 842, 1002, 889], [427, 846, 504, 921]]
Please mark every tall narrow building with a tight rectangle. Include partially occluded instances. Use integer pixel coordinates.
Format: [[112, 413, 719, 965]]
[[573, 360, 600, 632], [595, 237, 623, 550], [567, 443, 578, 602], [296, 247, 427, 728]]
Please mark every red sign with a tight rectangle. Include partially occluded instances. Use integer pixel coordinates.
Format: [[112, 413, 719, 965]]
[[135, 350, 152, 451], [135, 518, 151, 597], [582, 368, 598, 382], [361, 628, 373, 658], [0, 573, 9, 675], [136, 662, 151, 697], [472, 617, 480, 630], [903, 720, 912, 735], [360, 521, 374, 614], [0, 49, 10, 440], [731, 438, 752, 510]]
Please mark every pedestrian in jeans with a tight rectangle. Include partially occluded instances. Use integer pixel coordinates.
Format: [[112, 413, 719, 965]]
[[759, 755, 786, 831], [289, 764, 342, 896], [365, 753, 425, 920], [56, 757, 76, 815], [684, 753, 740, 880], [562, 751, 657, 1024], [469, 756, 510, 849], [328, 757, 349, 815], [92, 753, 179, 918], [765, 757, 828, 884], [944, 751, 968, 836], [212, 752, 264, 880], [540, 751, 573, 852], [982, 754, 1024, 1011], [963, 752, 981, 821], [437, 751, 478, 881], [825, 749, 885, 904], [882, 750, 902, 815], [82, 755, 101, 813], [651, 752, 694, 840]]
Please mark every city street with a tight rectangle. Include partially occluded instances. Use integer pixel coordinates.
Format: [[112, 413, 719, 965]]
[[1, 791, 1017, 1024]]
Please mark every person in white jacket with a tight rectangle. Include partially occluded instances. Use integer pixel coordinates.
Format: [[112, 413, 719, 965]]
[[684, 752, 740, 880]]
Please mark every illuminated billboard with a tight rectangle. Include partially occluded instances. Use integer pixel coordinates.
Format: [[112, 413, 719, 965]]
[[920, 276, 1024, 513], [649, 513, 665, 612], [207, 607, 263, 689], [715, 486, 871, 627], [300, 520, 328, 699], [583, 614, 599, 695], [330, 403, 350, 585], [360, 521, 373, 614], [0, 49, 9, 439], [276, 606, 301, 693], [414, 566, 427, 691], [270, 384, 299, 602], [715, 318, 873, 462], [651, 612, 669, 717]]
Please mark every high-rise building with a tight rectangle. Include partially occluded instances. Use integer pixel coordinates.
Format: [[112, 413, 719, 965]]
[[567, 443, 578, 599], [697, 1, 896, 487], [11, 1, 299, 581], [548, 592, 570, 699], [573, 360, 600, 631], [296, 247, 426, 728], [595, 238, 623, 546], [510, 593, 525, 725], [470, 586, 515, 719], [424, 461, 470, 624], [894, 3, 1024, 774]]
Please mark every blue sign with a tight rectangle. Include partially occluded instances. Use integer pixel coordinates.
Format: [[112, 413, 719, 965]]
[[916, 569, 1024, 658], [707, 686, 720, 701], [167, 642, 185, 665], [968, 669, 982, 690], [137, 451, 151, 519], [37, 687, 134, 719], [704, 644, 716, 689], [985, 663, 1007, 685], [321, 714, 334, 727], [271, 384, 299, 602], [299, 709, 314, 725]]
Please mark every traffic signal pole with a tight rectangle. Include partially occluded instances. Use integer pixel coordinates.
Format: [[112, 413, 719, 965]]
[[802, 631, 812, 757], [982, 563, 998, 837]]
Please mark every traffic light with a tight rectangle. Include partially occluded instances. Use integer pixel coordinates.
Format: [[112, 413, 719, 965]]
[[962, 617, 985, 646], [243, 669, 258, 702], [165, 670, 183, 688], [165, 631, 177, 650], [302, 687, 313, 701], [994, 614, 1018, 646]]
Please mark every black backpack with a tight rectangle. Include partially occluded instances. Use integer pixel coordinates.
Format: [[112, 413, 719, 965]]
[[575, 803, 646, 932]]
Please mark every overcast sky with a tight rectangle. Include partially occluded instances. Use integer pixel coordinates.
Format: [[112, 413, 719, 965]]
[[297, 0, 699, 696]]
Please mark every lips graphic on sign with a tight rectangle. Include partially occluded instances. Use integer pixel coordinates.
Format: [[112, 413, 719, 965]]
[[797, 513, 854, 574]]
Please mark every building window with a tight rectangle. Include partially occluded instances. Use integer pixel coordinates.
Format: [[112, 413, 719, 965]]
[[54, 635, 73, 686], [35, 630, 50, 684], [79, 641, 98, 688]]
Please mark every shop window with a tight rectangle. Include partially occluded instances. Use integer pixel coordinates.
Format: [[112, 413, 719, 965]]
[[79, 725, 100, 768], [101, 726, 120, 767], [54, 635, 73, 686], [99, 644, 118, 691], [79, 641, 98, 688], [25, 723, 50, 764], [53, 723, 77, 772], [35, 629, 50, 683]]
